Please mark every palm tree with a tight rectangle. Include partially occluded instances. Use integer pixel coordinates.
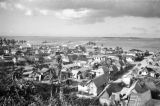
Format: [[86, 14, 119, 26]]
[[49, 67, 55, 105], [49, 65, 59, 106], [56, 54, 63, 104]]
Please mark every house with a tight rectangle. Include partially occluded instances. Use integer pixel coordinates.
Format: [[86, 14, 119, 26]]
[[139, 67, 160, 77], [145, 99, 160, 106], [68, 54, 78, 62], [75, 60, 87, 67], [93, 46, 101, 54], [23, 70, 33, 79], [86, 48, 95, 56], [77, 72, 109, 97], [128, 90, 152, 106], [109, 64, 119, 75], [3, 54, 12, 61], [20, 42, 32, 49], [99, 91, 111, 106], [112, 75, 134, 88], [108, 55, 119, 61], [78, 54, 87, 61], [126, 52, 136, 58], [11, 48, 17, 55], [77, 81, 89, 93], [100, 47, 107, 54], [38, 68, 49, 74], [23, 68, 49, 81], [129, 49, 143, 54], [113, 60, 125, 71], [71, 67, 90, 79], [62, 63, 80, 72], [91, 66, 109, 77], [138, 67, 149, 76], [61, 71, 72, 80], [23, 66, 33, 72], [37, 68, 49, 81], [61, 54, 70, 62], [92, 55, 107, 63], [86, 41, 96, 46], [99, 82, 125, 106], [43, 56, 52, 62], [17, 57, 27, 65], [126, 56, 135, 63], [146, 66, 160, 75], [87, 72, 110, 96], [105, 48, 116, 54]]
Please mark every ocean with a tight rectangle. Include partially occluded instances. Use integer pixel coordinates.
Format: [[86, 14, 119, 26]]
[[3, 36, 160, 52]]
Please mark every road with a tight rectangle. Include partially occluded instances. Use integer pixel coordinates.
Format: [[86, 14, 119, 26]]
[[122, 55, 153, 78]]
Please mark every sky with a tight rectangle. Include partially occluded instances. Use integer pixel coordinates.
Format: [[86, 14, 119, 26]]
[[0, 0, 160, 38]]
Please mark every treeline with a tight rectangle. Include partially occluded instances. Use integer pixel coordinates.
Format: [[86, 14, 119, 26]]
[[0, 37, 27, 46]]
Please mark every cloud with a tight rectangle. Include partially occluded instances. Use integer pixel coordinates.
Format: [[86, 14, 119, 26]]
[[132, 27, 147, 33], [38, 9, 49, 15], [25, 9, 33, 16], [14, 3, 26, 10], [14, 3, 34, 16], [1, 0, 160, 23], [0, 2, 7, 9], [55, 9, 90, 20], [0, 1, 13, 10], [27, 0, 160, 23], [33, 0, 160, 17]]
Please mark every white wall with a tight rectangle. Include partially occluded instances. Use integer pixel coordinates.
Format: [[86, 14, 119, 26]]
[[88, 82, 97, 96]]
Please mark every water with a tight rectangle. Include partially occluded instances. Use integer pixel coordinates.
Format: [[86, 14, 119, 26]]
[[3, 36, 160, 52]]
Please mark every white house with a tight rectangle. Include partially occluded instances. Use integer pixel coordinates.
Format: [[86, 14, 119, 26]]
[[126, 56, 134, 63], [71, 67, 90, 79], [99, 91, 113, 106], [91, 66, 109, 77], [88, 72, 109, 96], [92, 55, 107, 63], [78, 72, 110, 97]]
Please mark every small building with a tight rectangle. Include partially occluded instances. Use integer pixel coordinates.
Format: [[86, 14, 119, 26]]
[[77, 71, 109, 97], [62, 63, 80, 72], [87, 72, 110, 96], [68, 54, 78, 62], [99, 91, 111, 106], [128, 90, 152, 106], [23, 66, 33, 72], [71, 67, 90, 79], [109, 64, 119, 74], [92, 66, 109, 77], [138, 67, 149, 76], [92, 55, 107, 63], [61, 71, 72, 80], [126, 56, 135, 63]]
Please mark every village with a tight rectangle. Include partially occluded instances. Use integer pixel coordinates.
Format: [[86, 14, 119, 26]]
[[0, 37, 160, 106]]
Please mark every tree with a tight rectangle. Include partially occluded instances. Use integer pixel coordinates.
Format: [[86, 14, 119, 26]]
[[56, 54, 63, 104], [0, 37, 3, 46], [48, 54, 63, 106], [11, 39, 16, 46], [0, 66, 37, 106]]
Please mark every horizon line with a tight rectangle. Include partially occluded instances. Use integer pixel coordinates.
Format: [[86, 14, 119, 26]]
[[1, 35, 160, 39]]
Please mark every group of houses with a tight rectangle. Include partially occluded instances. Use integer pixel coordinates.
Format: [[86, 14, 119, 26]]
[[1, 37, 159, 106], [96, 52, 160, 106]]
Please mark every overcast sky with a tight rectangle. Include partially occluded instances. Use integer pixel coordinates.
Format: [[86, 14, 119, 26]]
[[0, 0, 160, 37]]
